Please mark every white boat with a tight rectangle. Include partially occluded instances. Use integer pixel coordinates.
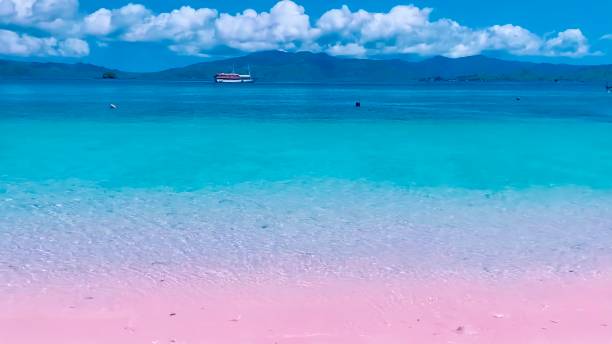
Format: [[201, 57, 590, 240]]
[[215, 65, 253, 83]]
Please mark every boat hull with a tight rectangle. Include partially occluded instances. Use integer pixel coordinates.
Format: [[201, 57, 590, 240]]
[[215, 78, 254, 83]]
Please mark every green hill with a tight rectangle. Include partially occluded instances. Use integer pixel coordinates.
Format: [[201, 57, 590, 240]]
[[1, 51, 612, 82]]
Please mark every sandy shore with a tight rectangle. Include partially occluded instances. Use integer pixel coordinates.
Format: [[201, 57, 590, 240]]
[[2, 275, 612, 343]]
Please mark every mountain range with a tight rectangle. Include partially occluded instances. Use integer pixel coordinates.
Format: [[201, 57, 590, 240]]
[[1, 51, 612, 82]]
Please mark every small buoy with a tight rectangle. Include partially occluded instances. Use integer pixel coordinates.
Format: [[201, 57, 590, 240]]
[[355, 101, 361, 107], [109, 103, 118, 109], [515, 97, 521, 101]]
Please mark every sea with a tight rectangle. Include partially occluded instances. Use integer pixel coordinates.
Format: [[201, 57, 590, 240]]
[[1, 80, 612, 291]]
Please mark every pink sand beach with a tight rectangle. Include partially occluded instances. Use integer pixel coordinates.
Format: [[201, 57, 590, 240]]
[[2, 274, 612, 344]]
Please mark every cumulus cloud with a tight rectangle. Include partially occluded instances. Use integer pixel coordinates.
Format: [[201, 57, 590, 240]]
[[0, 0, 597, 59], [327, 42, 366, 57], [215, 1, 318, 52], [318, 5, 432, 42], [0, 0, 78, 25], [115, 0, 319, 55], [486, 24, 542, 55], [0, 0, 82, 38], [58, 36, 88, 55], [543, 29, 590, 57], [317, 5, 483, 57], [316, 5, 592, 58], [122, 6, 215, 42], [83, 3, 150, 36], [118, 5, 218, 56], [0, 29, 88, 56], [83, 8, 112, 35]]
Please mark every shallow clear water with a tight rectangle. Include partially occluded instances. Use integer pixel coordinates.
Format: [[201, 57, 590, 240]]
[[1, 81, 612, 288]]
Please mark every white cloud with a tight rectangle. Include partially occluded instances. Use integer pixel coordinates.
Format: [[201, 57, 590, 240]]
[[32, 0, 77, 19], [83, 3, 150, 36], [327, 42, 366, 57], [0, 0, 82, 38], [57, 36, 88, 55], [119, 0, 318, 56], [317, 5, 485, 57], [83, 8, 112, 35], [0, 0, 15, 17], [318, 5, 432, 42], [122, 6, 214, 42], [602, 34, 612, 40], [486, 25, 542, 55], [0, 0, 597, 59], [543, 29, 590, 57], [215, 0, 318, 52], [316, 5, 593, 58], [113, 3, 149, 26], [0, 29, 88, 57], [316, 5, 483, 57], [0, 0, 78, 25]]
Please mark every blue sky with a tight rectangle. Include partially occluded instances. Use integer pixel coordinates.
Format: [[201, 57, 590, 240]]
[[1, 0, 611, 71]]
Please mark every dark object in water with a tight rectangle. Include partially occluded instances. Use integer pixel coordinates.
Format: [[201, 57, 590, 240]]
[[355, 101, 361, 107], [516, 97, 521, 101], [102, 71, 117, 79]]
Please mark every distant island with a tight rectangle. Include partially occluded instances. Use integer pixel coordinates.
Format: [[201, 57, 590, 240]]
[[1, 51, 611, 83]]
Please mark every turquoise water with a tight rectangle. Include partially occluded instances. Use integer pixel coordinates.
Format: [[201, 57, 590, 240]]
[[1, 81, 612, 288], [1, 81, 611, 189]]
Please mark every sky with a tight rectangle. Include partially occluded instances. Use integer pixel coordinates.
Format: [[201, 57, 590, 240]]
[[0, 0, 611, 71]]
